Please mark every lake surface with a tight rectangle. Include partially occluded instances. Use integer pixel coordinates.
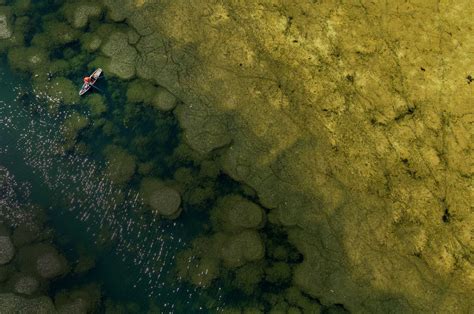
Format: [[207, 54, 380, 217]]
[[0, 55, 229, 311]]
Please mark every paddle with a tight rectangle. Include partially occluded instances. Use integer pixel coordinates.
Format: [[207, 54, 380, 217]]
[[91, 85, 104, 92]]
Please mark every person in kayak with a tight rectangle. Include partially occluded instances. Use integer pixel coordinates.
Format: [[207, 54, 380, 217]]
[[83, 76, 92, 84]]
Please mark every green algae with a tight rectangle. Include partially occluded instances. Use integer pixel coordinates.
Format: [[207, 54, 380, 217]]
[[0, 0, 472, 312], [103, 144, 136, 185]]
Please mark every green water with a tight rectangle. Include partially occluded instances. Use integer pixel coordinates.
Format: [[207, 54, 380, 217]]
[[0, 1, 317, 312], [0, 55, 229, 311]]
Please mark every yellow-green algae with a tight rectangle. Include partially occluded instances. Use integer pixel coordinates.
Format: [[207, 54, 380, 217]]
[[101, 1, 473, 312], [0, 0, 472, 312]]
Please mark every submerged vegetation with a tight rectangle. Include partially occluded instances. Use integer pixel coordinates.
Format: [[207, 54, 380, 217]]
[[1, 0, 472, 313]]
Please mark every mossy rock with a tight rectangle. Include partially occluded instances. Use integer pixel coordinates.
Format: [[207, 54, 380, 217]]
[[0, 5, 13, 39], [220, 230, 265, 268], [17, 243, 69, 279], [188, 256, 220, 288], [265, 262, 292, 284], [39, 77, 80, 105], [12, 274, 39, 295], [139, 177, 182, 219], [12, 223, 42, 248], [80, 33, 102, 52], [63, 3, 102, 29], [11, 0, 31, 16], [0, 236, 15, 265], [103, 0, 134, 22], [42, 20, 81, 46], [211, 195, 265, 233], [0, 293, 55, 313], [126, 78, 155, 104], [7, 46, 48, 73], [101, 31, 137, 79], [55, 284, 101, 314], [85, 94, 107, 117], [0, 15, 28, 53], [285, 287, 321, 314], [151, 86, 177, 111], [234, 262, 264, 295], [102, 145, 136, 185], [61, 112, 89, 151]]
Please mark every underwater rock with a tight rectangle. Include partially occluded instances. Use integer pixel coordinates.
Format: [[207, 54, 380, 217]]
[[0, 264, 13, 282], [0, 293, 55, 313], [55, 284, 101, 314], [61, 113, 89, 151], [7, 46, 48, 73], [85, 94, 107, 117], [37, 77, 80, 105], [233, 262, 264, 295], [13, 274, 39, 295], [151, 87, 177, 111], [139, 178, 182, 219], [103, 145, 136, 185], [103, 0, 134, 22], [35, 251, 68, 279], [80, 33, 102, 52], [0, 5, 12, 39], [176, 238, 221, 288], [73, 255, 95, 274], [188, 256, 220, 288], [101, 31, 137, 79], [42, 20, 81, 46], [211, 195, 265, 233], [285, 287, 322, 313], [65, 3, 102, 29], [11, 0, 31, 16], [0, 13, 27, 53], [18, 243, 69, 279], [108, 1, 473, 312], [220, 230, 265, 268], [126, 78, 156, 104], [12, 224, 42, 248], [175, 102, 232, 154], [265, 262, 291, 284], [0, 236, 15, 265]]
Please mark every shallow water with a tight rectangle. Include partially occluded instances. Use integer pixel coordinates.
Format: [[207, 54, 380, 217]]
[[0, 55, 228, 311]]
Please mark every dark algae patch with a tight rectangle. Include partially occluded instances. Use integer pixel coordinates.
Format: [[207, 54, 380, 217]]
[[1, 0, 473, 313]]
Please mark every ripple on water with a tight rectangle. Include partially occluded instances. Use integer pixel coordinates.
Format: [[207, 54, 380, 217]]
[[0, 78, 225, 310]]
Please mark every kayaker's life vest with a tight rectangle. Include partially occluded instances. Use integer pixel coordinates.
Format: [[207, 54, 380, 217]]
[[83, 77, 91, 83]]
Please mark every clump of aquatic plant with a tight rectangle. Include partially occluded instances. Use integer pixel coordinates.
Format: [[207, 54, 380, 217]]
[[62, 2, 102, 29], [100, 31, 137, 79], [80, 32, 102, 52], [85, 93, 107, 117], [102, 144, 136, 185], [61, 112, 90, 151], [210, 195, 265, 233], [7, 46, 48, 73], [17, 243, 69, 279], [139, 177, 182, 219], [55, 283, 101, 313], [34, 76, 80, 107], [41, 19, 81, 47]]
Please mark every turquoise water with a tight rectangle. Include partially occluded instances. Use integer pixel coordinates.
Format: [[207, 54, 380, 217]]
[[0, 56, 228, 311]]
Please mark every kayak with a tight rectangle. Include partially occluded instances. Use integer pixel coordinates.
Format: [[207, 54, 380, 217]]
[[79, 68, 102, 96]]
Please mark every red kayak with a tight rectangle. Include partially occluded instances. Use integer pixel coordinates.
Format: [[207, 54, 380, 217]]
[[79, 68, 102, 96]]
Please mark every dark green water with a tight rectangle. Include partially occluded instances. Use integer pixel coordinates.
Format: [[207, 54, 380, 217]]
[[0, 55, 228, 311], [0, 1, 307, 312]]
